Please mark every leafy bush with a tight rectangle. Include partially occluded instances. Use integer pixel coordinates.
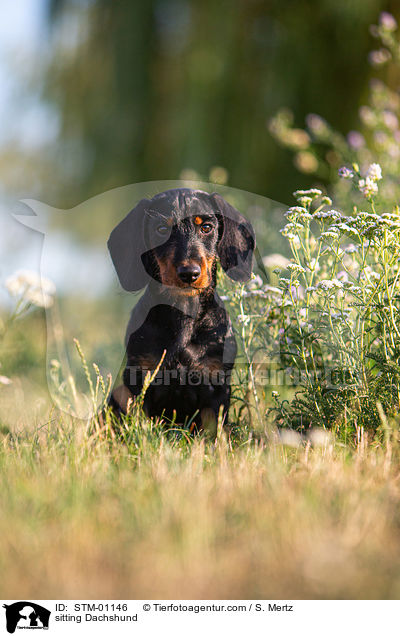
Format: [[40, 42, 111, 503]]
[[241, 11, 400, 439], [224, 170, 400, 438]]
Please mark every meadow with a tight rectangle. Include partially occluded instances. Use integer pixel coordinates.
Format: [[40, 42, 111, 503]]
[[2, 406, 400, 599], [2, 9, 400, 601], [2, 169, 400, 600]]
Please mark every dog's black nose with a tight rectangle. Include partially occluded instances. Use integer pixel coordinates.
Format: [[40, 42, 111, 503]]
[[177, 264, 201, 283]]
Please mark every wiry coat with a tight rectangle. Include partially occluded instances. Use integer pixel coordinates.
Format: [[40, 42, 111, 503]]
[[107, 188, 255, 429]]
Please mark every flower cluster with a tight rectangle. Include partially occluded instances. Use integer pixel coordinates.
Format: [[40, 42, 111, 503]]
[[221, 174, 400, 434], [5, 270, 56, 308], [338, 162, 383, 200]]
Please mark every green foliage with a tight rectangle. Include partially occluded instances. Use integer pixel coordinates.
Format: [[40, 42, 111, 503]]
[[222, 173, 400, 436], [4, 3, 400, 602], [270, 12, 400, 208], [42, 0, 388, 213], [250, 12, 400, 435]]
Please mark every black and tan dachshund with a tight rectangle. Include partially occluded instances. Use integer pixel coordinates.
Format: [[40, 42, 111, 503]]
[[107, 188, 255, 430]]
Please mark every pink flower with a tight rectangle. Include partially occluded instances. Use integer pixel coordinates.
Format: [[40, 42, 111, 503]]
[[380, 12, 397, 31]]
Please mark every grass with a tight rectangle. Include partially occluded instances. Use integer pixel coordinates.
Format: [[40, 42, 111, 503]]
[[3, 11, 400, 601], [3, 184, 400, 598], [1, 415, 400, 599]]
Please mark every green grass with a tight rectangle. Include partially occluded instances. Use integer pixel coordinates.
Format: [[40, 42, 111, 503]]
[[1, 414, 400, 599]]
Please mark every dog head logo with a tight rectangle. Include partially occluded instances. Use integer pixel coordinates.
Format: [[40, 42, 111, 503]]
[[2, 602, 51, 633]]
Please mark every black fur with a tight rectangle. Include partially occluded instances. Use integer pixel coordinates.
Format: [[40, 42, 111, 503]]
[[108, 188, 255, 429]]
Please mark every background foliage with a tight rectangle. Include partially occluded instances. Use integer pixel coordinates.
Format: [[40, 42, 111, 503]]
[[1, 0, 395, 214], [2, 0, 400, 602]]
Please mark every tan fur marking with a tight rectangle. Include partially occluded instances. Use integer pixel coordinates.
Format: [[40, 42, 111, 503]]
[[156, 249, 215, 292], [155, 248, 181, 286], [135, 355, 158, 370], [192, 255, 215, 289]]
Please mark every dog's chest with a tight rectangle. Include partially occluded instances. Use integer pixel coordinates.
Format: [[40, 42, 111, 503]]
[[165, 315, 226, 368], [126, 297, 236, 373]]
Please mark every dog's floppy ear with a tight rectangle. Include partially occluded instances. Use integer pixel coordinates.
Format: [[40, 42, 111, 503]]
[[211, 193, 255, 282], [107, 198, 150, 291]]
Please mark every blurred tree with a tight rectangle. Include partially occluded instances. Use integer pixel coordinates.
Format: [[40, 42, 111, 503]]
[[45, 0, 393, 213]]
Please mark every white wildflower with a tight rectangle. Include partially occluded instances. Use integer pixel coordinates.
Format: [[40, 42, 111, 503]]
[[319, 231, 339, 241], [293, 188, 322, 198], [338, 166, 354, 179], [280, 223, 302, 236], [287, 263, 306, 274], [314, 209, 342, 221], [5, 270, 56, 308], [27, 288, 54, 308], [358, 177, 379, 198], [263, 253, 290, 269], [263, 285, 283, 295], [317, 279, 344, 291], [0, 375, 12, 385], [297, 196, 313, 207], [366, 163, 382, 181], [284, 206, 307, 217], [381, 212, 399, 219], [347, 285, 362, 294], [298, 212, 314, 220], [335, 223, 356, 233]]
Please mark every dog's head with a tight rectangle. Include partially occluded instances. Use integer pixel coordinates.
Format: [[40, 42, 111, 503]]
[[108, 188, 255, 294]]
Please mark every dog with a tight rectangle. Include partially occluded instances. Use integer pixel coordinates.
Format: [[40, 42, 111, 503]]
[[107, 188, 255, 431]]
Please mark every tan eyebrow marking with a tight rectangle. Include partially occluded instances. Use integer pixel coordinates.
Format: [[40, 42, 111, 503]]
[[194, 216, 203, 225]]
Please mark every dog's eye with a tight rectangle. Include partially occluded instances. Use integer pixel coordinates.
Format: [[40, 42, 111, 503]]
[[156, 224, 169, 235], [200, 223, 213, 234]]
